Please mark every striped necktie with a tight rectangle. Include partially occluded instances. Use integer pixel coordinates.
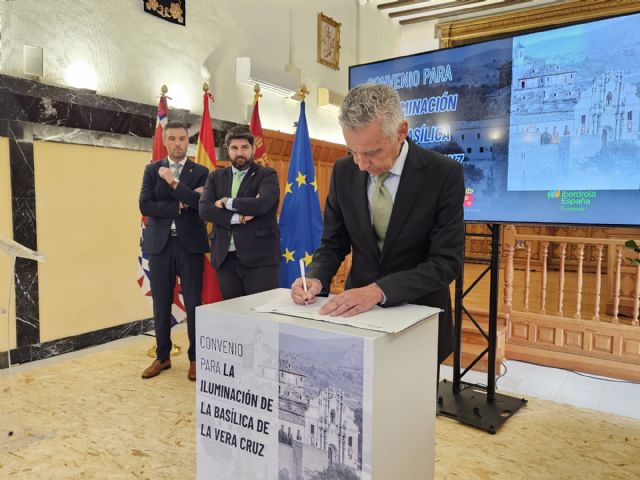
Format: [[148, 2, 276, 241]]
[[171, 162, 182, 180]]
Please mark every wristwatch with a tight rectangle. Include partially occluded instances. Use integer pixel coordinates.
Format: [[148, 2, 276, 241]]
[[220, 197, 229, 209]]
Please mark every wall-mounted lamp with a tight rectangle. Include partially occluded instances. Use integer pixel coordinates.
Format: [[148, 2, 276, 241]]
[[200, 65, 212, 82], [166, 83, 191, 111], [64, 60, 98, 91], [317, 87, 345, 112]]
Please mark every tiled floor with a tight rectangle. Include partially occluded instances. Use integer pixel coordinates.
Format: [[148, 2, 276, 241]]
[[440, 360, 640, 420]]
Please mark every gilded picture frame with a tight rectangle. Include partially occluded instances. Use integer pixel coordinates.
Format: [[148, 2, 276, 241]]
[[437, 0, 640, 47], [317, 13, 341, 70]]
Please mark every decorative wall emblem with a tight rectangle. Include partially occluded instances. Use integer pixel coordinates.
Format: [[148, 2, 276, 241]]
[[144, 0, 186, 26]]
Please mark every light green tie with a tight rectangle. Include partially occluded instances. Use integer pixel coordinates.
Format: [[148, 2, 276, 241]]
[[229, 170, 244, 250], [231, 170, 243, 197], [371, 172, 392, 251]]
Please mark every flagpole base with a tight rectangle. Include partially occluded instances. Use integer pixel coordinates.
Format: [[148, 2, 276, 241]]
[[147, 344, 182, 358]]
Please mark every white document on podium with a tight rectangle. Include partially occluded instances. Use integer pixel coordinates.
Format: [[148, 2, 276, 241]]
[[253, 295, 440, 334]]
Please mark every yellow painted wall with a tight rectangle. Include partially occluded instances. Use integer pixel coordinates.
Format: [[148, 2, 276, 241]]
[[0, 138, 16, 351], [35, 142, 152, 342]]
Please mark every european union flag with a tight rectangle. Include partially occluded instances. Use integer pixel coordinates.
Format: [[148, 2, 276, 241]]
[[279, 101, 323, 287]]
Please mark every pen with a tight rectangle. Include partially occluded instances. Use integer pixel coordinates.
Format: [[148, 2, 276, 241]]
[[299, 258, 309, 307]]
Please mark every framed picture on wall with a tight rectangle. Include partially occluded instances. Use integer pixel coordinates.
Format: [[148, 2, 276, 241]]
[[317, 13, 341, 70]]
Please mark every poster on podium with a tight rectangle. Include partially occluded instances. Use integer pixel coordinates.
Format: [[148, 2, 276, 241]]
[[196, 312, 373, 480]]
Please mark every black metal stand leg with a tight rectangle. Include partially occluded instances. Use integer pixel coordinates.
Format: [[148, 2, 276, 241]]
[[487, 224, 499, 402], [437, 223, 527, 433]]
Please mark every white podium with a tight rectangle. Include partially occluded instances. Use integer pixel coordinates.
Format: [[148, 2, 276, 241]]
[[195, 289, 439, 480]]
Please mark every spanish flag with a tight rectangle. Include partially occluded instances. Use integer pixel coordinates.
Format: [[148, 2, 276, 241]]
[[249, 85, 269, 166], [195, 86, 223, 304]]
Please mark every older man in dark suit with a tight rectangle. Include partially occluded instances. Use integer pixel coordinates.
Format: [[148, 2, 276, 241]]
[[199, 126, 280, 299], [291, 83, 465, 364], [139, 122, 209, 381]]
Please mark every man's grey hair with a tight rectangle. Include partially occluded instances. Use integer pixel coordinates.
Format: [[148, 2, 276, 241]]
[[339, 83, 404, 138]]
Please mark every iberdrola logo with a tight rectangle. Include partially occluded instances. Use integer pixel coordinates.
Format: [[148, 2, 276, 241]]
[[547, 190, 561, 199], [464, 187, 475, 207]]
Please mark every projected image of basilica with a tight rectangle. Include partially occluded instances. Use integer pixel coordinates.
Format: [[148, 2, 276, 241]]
[[507, 31, 640, 191]]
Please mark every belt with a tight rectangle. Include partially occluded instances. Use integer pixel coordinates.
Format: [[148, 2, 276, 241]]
[[170, 229, 178, 237]]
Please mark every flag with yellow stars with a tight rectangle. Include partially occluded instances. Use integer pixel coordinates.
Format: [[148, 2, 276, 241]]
[[278, 100, 322, 287]]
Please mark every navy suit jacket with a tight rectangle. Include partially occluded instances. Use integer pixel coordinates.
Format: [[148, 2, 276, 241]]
[[306, 140, 465, 362], [139, 158, 209, 255], [199, 162, 280, 269]]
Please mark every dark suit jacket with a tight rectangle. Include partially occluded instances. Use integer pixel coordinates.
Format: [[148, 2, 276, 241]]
[[139, 158, 209, 255], [306, 140, 465, 362], [199, 162, 280, 269]]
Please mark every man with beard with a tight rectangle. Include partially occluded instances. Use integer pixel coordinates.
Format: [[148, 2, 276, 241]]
[[199, 126, 281, 299], [139, 122, 209, 381]]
